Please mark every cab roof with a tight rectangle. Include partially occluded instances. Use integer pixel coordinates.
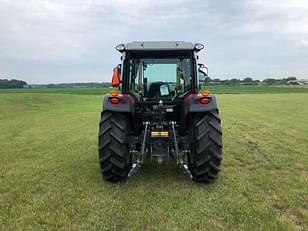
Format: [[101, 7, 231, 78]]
[[116, 41, 204, 52]]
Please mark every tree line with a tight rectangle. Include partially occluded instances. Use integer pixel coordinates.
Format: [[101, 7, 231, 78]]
[[43, 82, 111, 88], [0, 79, 27, 88], [204, 76, 299, 85], [0, 77, 303, 89]]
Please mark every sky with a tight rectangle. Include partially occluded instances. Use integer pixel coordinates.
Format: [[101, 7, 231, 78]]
[[0, 0, 308, 84]]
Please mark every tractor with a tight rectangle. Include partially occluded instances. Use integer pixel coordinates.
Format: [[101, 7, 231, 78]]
[[98, 41, 222, 183]]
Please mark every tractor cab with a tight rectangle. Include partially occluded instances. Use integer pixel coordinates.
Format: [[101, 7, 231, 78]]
[[112, 42, 207, 100]]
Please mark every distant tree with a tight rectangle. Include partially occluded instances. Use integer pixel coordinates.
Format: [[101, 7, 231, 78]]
[[0, 79, 9, 88], [212, 78, 221, 85], [221, 80, 228, 85], [241, 77, 254, 85], [0, 79, 27, 88], [46, 84, 56, 88], [286, 77, 297, 81], [263, 78, 277, 85], [228, 78, 241, 85], [243, 77, 253, 83]]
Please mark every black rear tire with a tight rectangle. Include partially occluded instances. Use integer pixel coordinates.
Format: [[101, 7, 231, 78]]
[[98, 112, 131, 182], [188, 110, 223, 183]]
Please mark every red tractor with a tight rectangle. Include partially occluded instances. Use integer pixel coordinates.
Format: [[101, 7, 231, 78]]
[[98, 41, 222, 183]]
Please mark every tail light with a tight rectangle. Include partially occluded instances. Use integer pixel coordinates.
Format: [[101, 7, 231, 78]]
[[110, 97, 120, 104], [200, 97, 209, 104]]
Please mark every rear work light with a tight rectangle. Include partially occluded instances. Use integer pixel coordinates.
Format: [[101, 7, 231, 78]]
[[200, 97, 209, 104], [110, 97, 120, 104], [194, 43, 204, 51], [115, 44, 125, 52]]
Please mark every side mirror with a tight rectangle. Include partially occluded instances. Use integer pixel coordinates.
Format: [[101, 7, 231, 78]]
[[112, 64, 121, 87], [198, 63, 208, 76], [198, 64, 208, 89]]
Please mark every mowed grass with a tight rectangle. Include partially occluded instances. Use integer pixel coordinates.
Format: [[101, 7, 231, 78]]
[[0, 90, 307, 230]]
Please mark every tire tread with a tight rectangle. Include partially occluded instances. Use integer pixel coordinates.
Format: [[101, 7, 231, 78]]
[[98, 112, 131, 182], [188, 111, 223, 183]]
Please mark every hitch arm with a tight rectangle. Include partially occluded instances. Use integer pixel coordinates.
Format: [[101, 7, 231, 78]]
[[128, 121, 149, 177]]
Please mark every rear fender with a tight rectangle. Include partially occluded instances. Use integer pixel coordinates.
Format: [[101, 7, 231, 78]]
[[182, 93, 218, 131], [186, 94, 218, 112], [103, 94, 135, 113], [103, 94, 137, 131]]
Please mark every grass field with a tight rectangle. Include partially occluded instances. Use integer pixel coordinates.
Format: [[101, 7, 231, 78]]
[[0, 87, 307, 230]]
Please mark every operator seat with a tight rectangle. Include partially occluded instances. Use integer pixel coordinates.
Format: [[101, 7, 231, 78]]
[[148, 81, 164, 98]]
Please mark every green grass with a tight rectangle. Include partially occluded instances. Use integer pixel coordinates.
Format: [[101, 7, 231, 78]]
[[0, 91, 307, 230]]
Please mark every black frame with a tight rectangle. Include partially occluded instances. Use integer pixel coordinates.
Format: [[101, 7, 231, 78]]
[[121, 50, 198, 95]]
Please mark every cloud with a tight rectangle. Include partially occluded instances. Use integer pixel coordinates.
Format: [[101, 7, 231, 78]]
[[0, 0, 200, 61], [244, 0, 308, 34], [0, 1, 91, 61], [0, 0, 308, 83], [296, 39, 308, 49]]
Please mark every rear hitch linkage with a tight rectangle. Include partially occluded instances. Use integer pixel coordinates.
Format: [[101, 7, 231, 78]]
[[128, 121, 149, 177], [171, 121, 193, 179], [128, 121, 192, 179]]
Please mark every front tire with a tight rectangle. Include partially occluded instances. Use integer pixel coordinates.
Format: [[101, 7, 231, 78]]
[[98, 112, 131, 182], [188, 111, 223, 183]]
